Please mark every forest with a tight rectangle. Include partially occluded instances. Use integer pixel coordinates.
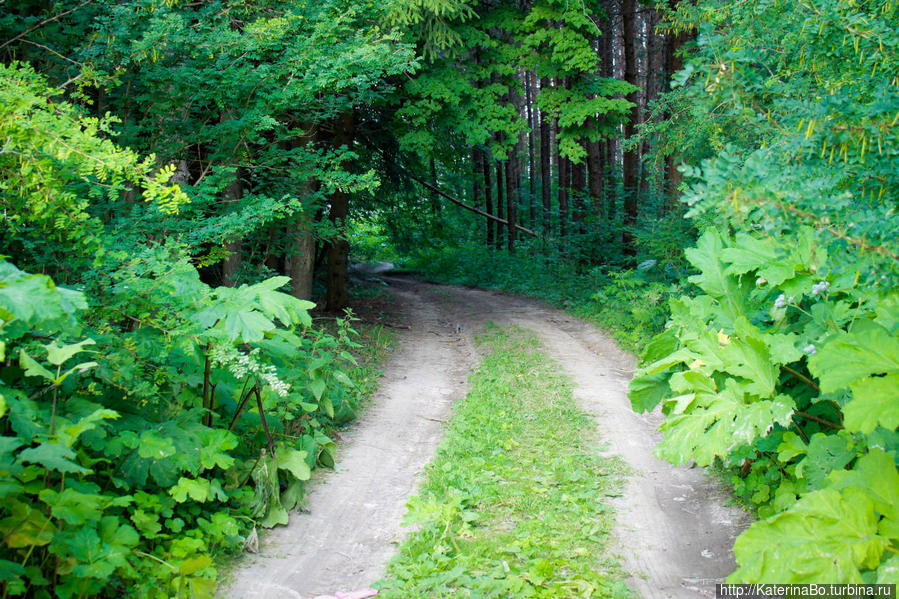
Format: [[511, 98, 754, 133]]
[[1, 0, 898, 596]]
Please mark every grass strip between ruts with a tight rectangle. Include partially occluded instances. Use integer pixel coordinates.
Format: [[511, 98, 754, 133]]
[[376, 324, 632, 599]]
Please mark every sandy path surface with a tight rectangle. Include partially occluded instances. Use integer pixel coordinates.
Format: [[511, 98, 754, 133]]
[[222, 278, 750, 599]]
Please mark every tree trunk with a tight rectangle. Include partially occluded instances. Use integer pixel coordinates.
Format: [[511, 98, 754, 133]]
[[641, 7, 662, 200], [429, 157, 441, 214], [600, 0, 617, 219], [557, 148, 570, 242], [482, 150, 494, 248], [472, 147, 485, 244], [571, 155, 586, 231], [663, 1, 692, 210], [621, 0, 640, 256], [325, 111, 355, 312], [587, 136, 604, 218], [494, 158, 504, 249], [505, 160, 517, 252], [525, 70, 537, 229], [286, 128, 318, 301], [222, 172, 244, 287], [286, 211, 316, 301], [539, 77, 552, 234]]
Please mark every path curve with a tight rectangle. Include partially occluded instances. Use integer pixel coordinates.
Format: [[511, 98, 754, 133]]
[[222, 279, 750, 599]]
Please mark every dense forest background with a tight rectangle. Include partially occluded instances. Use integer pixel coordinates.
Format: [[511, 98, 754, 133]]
[[1, 0, 898, 596]]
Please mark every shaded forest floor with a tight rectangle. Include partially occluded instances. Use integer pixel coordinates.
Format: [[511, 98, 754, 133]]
[[222, 276, 750, 599]]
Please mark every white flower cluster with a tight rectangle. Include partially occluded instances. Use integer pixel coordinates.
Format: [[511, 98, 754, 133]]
[[208, 345, 291, 397], [803, 344, 817, 356], [774, 294, 789, 309], [810, 280, 830, 296]]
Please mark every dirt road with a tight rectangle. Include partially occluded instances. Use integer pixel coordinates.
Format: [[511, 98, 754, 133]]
[[222, 278, 750, 599]]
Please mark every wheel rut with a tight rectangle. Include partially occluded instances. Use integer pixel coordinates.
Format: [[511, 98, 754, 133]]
[[222, 279, 750, 599]]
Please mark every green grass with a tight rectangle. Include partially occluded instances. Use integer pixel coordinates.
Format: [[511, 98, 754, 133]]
[[397, 240, 677, 354], [376, 325, 631, 599]]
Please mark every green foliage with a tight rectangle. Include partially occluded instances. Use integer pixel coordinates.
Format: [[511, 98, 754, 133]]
[[0, 252, 370, 597], [0, 63, 188, 262], [630, 225, 899, 582], [628, 0, 899, 583], [377, 325, 629, 598]]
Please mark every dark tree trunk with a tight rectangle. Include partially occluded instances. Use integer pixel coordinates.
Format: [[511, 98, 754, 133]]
[[539, 77, 552, 234], [641, 7, 662, 200], [286, 128, 318, 301], [599, 5, 616, 217], [472, 147, 485, 244], [571, 155, 586, 230], [505, 160, 515, 251], [222, 172, 244, 287], [429, 157, 441, 214], [557, 149, 570, 242], [621, 0, 640, 256], [482, 150, 494, 248], [494, 158, 504, 249], [325, 110, 355, 312], [525, 70, 537, 229], [286, 207, 316, 301], [663, 1, 693, 210], [587, 135, 604, 217]]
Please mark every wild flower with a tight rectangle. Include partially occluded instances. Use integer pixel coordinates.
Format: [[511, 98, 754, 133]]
[[810, 281, 830, 296]]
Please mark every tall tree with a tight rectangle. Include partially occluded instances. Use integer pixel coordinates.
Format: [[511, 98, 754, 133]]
[[621, 0, 640, 255], [326, 111, 356, 311]]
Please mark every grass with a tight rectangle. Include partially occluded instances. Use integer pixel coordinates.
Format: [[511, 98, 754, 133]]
[[376, 324, 631, 599], [395, 240, 678, 354]]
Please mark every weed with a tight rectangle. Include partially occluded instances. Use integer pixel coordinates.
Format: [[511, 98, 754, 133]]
[[377, 325, 631, 599]]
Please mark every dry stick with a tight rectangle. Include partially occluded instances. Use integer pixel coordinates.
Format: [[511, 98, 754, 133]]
[[791, 416, 810, 443], [781, 365, 820, 392], [254, 387, 276, 457], [227, 380, 255, 432], [0, 0, 92, 50], [365, 139, 538, 237], [794, 410, 843, 430], [407, 174, 539, 238]]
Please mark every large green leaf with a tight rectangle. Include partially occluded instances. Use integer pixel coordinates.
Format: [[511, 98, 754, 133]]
[[224, 309, 275, 343], [685, 229, 734, 298], [43, 339, 96, 366], [828, 450, 899, 532], [809, 320, 899, 392], [39, 488, 107, 525], [721, 233, 798, 286], [730, 486, 885, 583], [275, 445, 311, 481], [720, 319, 778, 396], [795, 432, 856, 491], [137, 431, 177, 460], [657, 383, 794, 466], [19, 349, 55, 381], [0, 502, 54, 548], [845, 374, 899, 434], [19, 442, 90, 474], [628, 372, 671, 413], [170, 477, 212, 503]]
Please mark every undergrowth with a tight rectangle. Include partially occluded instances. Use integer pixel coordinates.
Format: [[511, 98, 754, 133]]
[[376, 324, 630, 599], [399, 240, 681, 353]]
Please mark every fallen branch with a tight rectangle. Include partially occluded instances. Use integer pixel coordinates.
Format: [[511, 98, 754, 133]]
[[408, 174, 539, 238]]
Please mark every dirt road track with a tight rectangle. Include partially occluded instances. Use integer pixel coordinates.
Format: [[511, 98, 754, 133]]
[[222, 278, 750, 599]]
